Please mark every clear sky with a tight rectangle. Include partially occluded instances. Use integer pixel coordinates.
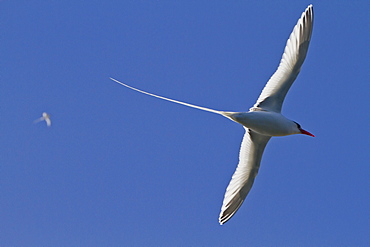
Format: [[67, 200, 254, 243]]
[[1, 1, 369, 246]]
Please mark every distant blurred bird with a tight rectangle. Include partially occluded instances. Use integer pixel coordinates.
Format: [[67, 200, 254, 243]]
[[34, 112, 51, 127]]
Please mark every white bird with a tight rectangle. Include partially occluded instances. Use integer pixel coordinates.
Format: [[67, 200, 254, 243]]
[[34, 112, 51, 127], [111, 4, 314, 225]]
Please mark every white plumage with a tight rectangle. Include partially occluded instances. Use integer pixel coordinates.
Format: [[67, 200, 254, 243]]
[[34, 112, 51, 127], [111, 5, 314, 225]]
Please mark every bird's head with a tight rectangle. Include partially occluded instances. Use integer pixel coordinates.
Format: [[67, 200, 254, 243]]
[[294, 122, 315, 137]]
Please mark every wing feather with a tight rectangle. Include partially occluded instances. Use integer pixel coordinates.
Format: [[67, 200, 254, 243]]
[[219, 128, 270, 224], [252, 5, 313, 113]]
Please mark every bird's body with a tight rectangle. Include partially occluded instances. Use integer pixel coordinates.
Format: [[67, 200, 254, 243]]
[[111, 5, 314, 225], [224, 111, 303, 136]]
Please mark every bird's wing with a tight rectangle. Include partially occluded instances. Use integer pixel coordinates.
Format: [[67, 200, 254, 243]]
[[33, 117, 45, 124], [219, 128, 270, 224], [45, 117, 51, 127], [251, 5, 313, 113]]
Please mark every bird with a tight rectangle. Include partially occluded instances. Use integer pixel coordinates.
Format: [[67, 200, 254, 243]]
[[110, 4, 314, 225], [34, 112, 51, 127]]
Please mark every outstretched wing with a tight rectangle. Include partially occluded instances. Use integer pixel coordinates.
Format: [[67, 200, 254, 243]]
[[33, 117, 44, 124], [252, 5, 313, 113], [45, 117, 51, 127], [219, 128, 270, 224]]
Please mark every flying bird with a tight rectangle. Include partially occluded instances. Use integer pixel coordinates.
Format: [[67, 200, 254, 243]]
[[34, 112, 51, 127], [111, 5, 314, 224]]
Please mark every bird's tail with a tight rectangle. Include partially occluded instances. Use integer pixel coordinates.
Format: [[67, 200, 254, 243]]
[[110, 78, 237, 119]]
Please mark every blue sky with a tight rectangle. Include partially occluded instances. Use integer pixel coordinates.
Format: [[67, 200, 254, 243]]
[[1, 1, 369, 246]]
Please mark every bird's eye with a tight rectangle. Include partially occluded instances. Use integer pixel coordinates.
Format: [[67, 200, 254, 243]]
[[293, 121, 301, 128]]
